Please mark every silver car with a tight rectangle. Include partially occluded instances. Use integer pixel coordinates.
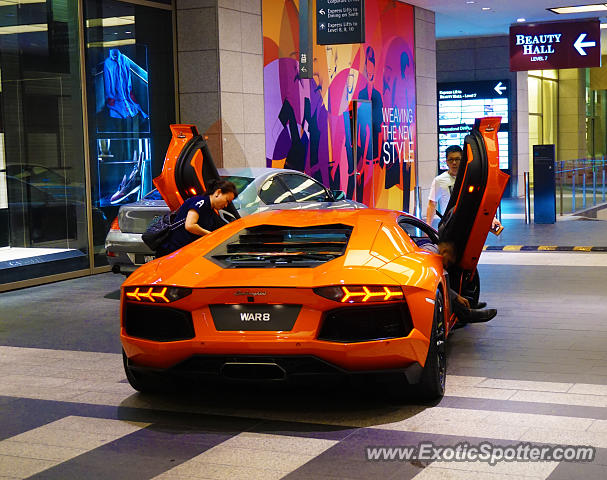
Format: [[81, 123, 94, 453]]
[[105, 167, 365, 275]]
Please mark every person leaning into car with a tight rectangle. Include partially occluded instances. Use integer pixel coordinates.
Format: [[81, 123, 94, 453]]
[[156, 179, 237, 257]]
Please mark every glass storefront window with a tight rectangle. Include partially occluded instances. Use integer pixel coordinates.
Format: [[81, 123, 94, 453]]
[[528, 76, 540, 115], [0, 0, 175, 289], [84, 0, 175, 267], [587, 68, 607, 159], [0, 0, 91, 284], [542, 80, 558, 146], [528, 71, 558, 168]]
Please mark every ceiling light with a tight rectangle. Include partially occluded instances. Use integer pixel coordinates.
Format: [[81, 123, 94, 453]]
[[87, 39, 136, 48], [466, 1, 475, 3], [482, 7, 491, 10], [86, 16, 135, 28], [517, 18, 526, 22], [549, 4, 607, 14], [0, 23, 47, 35], [0, 0, 46, 5]]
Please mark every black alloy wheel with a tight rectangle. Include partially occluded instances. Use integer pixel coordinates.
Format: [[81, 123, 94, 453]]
[[417, 289, 447, 401]]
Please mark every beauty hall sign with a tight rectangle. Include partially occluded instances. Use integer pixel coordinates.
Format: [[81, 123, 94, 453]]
[[510, 19, 600, 71]]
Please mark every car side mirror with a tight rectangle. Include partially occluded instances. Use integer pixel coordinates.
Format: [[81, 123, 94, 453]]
[[330, 190, 346, 201]]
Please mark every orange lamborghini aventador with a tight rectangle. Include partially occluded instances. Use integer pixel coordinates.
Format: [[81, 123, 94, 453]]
[[121, 209, 450, 400], [120, 116, 508, 401]]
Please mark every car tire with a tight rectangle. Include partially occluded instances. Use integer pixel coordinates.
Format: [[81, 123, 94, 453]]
[[122, 350, 174, 393], [416, 289, 447, 401]]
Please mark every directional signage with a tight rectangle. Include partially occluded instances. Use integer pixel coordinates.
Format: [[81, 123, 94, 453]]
[[316, 0, 365, 45], [510, 19, 600, 71], [438, 80, 510, 170], [299, 0, 312, 78]]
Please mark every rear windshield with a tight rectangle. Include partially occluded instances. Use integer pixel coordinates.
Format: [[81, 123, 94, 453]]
[[221, 175, 254, 195]]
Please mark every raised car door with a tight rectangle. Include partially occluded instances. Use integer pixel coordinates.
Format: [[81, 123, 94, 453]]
[[438, 117, 510, 273], [153, 124, 240, 219]]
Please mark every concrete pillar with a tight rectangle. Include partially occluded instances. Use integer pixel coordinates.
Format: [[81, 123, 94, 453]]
[[414, 7, 437, 215], [175, 0, 264, 167], [516, 71, 529, 197]]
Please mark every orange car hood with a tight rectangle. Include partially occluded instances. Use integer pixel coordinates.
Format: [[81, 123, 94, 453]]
[[125, 209, 421, 289]]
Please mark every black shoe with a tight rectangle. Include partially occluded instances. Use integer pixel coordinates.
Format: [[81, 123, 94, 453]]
[[473, 301, 487, 309], [464, 308, 497, 323]]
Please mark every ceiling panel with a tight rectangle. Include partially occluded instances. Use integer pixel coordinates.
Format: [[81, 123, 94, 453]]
[[403, 0, 607, 38]]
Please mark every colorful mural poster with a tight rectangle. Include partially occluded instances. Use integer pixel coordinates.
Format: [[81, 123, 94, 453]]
[[263, 0, 416, 211]]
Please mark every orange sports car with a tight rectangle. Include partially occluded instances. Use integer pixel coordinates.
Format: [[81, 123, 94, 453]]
[[121, 208, 450, 400], [120, 116, 508, 401]]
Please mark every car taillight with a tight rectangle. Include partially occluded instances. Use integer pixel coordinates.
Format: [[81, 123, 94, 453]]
[[110, 217, 120, 231], [124, 286, 192, 303], [314, 285, 404, 303]]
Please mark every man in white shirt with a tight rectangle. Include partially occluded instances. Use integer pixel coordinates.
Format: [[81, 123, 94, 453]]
[[426, 144, 503, 231], [426, 145, 462, 226]]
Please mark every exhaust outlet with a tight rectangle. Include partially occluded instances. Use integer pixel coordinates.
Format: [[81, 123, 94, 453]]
[[221, 362, 286, 381]]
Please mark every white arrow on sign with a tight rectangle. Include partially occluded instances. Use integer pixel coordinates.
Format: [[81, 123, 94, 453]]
[[319, 8, 325, 15], [574, 33, 596, 56], [494, 82, 506, 95]]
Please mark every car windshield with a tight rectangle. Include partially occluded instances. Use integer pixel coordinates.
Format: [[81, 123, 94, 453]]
[[279, 174, 330, 202], [220, 175, 254, 194]]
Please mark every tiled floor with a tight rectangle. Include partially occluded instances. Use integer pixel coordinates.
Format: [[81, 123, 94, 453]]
[[1, 252, 607, 479]]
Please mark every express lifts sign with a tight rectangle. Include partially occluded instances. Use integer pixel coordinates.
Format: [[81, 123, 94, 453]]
[[510, 19, 600, 71]]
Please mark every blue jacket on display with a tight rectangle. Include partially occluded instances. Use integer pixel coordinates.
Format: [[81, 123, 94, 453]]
[[103, 49, 148, 119]]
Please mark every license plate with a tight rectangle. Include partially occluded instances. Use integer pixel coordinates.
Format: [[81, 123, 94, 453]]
[[134, 254, 156, 264], [209, 304, 301, 331]]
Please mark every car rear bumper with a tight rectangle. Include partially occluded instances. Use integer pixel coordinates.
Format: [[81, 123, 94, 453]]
[[121, 330, 429, 377], [106, 231, 156, 274], [121, 287, 434, 375], [106, 231, 154, 254], [124, 352, 424, 385]]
